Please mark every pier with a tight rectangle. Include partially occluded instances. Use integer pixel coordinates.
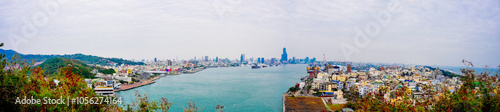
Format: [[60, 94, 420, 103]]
[[115, 80, 155, 92]]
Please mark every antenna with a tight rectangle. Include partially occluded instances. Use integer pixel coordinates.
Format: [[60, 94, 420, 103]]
[[323, 54, 326, 66]]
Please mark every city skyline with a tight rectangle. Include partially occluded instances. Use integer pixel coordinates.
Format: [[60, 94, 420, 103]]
[[0, 0, 499, 67]]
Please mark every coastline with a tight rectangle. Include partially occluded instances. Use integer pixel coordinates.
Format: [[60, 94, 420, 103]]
[[115, 80, 155, 92], [183, 68, 205, 74], [438, 66, 500, 76], [116, 68, 208, 92]]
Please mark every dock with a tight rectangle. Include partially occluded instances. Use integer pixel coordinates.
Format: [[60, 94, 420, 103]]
[[115, 80, 155, 92], [183, 68, 205, 74]]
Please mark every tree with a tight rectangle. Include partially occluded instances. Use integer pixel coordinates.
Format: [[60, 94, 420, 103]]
[[184, 101, 203, 112], [345, 85, 360, 102], [306, 85, 312, 94], [101, 68, 116, 74], [215, 104, 224, 112], [288, 87, 298, 93], [129, 90, 172, 112]]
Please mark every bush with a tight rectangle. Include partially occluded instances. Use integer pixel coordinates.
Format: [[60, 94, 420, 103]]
[[288, 87, 298, 93], [346, 102, 355, 109], [119, 80, 128, 84], [128, 90, 172, 112]]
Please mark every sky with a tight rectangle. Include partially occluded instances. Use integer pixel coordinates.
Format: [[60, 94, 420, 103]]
[[0, 0, 499, 67]]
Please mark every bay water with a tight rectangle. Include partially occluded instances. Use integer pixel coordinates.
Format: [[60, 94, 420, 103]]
[[436, 66, 499, 75], [117, 64, 307, 112]]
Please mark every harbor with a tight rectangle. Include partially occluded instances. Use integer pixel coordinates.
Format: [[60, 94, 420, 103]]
[[116, 64, 308, 112]]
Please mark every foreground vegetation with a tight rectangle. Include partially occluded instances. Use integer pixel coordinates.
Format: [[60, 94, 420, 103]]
[[346, 60, 500, 111], [0, 44, 106, 111]]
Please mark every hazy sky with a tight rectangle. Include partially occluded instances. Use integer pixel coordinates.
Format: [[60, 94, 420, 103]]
[[0, 0, 499, 67]]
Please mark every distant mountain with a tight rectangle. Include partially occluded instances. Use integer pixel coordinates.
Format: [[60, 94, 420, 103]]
[[0, 49, 145, 66], [423, 66, 461, 78], [37, 57, 95, 78]]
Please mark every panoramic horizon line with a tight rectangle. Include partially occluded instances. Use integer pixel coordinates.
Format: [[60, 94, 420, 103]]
[[1, 48, 480, 67]]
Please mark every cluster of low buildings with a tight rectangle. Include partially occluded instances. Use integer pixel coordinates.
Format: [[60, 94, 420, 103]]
[[294, 63, 462, 104]]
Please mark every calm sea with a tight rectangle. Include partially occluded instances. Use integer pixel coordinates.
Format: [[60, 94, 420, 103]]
[[434, 66, 499, 75], [116, 64, 307, 112]]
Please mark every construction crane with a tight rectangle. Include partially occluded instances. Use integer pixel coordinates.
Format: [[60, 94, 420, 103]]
[[323, 54, 326, 67]]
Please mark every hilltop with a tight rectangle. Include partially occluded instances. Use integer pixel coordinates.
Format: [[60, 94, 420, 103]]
[[36, 57, 95, 78], [0, 49, 145, 66]]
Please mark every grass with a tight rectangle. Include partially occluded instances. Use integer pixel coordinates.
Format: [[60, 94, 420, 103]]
[[284, 96, 327, 112], [327, 104, 346, 111]]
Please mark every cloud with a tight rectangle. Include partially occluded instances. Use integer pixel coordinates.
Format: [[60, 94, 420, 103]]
[[0, 0, 498, 66]]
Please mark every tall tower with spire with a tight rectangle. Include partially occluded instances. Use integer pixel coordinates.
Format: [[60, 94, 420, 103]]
[[280, 47, 288, 63]]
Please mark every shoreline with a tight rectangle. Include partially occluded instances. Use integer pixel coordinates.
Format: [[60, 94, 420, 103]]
[[116, 68, 208, 92], [183, 68, 205, 74], [115, 80, 155, 92]]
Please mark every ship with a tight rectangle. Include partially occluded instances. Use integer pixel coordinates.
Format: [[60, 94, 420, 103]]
[[251, 65, 261, 69]]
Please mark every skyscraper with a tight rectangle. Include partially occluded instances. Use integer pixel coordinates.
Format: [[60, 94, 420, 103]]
[[281, 47, 287, 63], [204, 56, 209, 62], [154, 58, 157, 62], [167, 60, 172, 66], [240, 54, 245, 63], [305, 57, 309, 63], [215, 57, 219, 62], [347, 64, 352, 73]]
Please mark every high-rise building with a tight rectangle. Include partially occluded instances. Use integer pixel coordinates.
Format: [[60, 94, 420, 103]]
[[215, 57, 219, 62], [167, 60, 173, 66], [305, 57, 309, 63], [271, 58, 277, 64], [347, 64, 352, 73], [205, 56, 209, 62], [154, 58, 157, 62], [257, 57, 264, 63], [280, 47, 288, 63], [240, 54, 245, 63]]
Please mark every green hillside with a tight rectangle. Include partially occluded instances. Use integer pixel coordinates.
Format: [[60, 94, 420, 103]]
[[36, 57, 95, 78], [0, 49, 144, 66]]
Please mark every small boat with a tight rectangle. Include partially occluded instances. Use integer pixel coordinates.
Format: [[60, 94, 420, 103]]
[[251, 65, 261, 69], [114, 83, 121, 89]]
